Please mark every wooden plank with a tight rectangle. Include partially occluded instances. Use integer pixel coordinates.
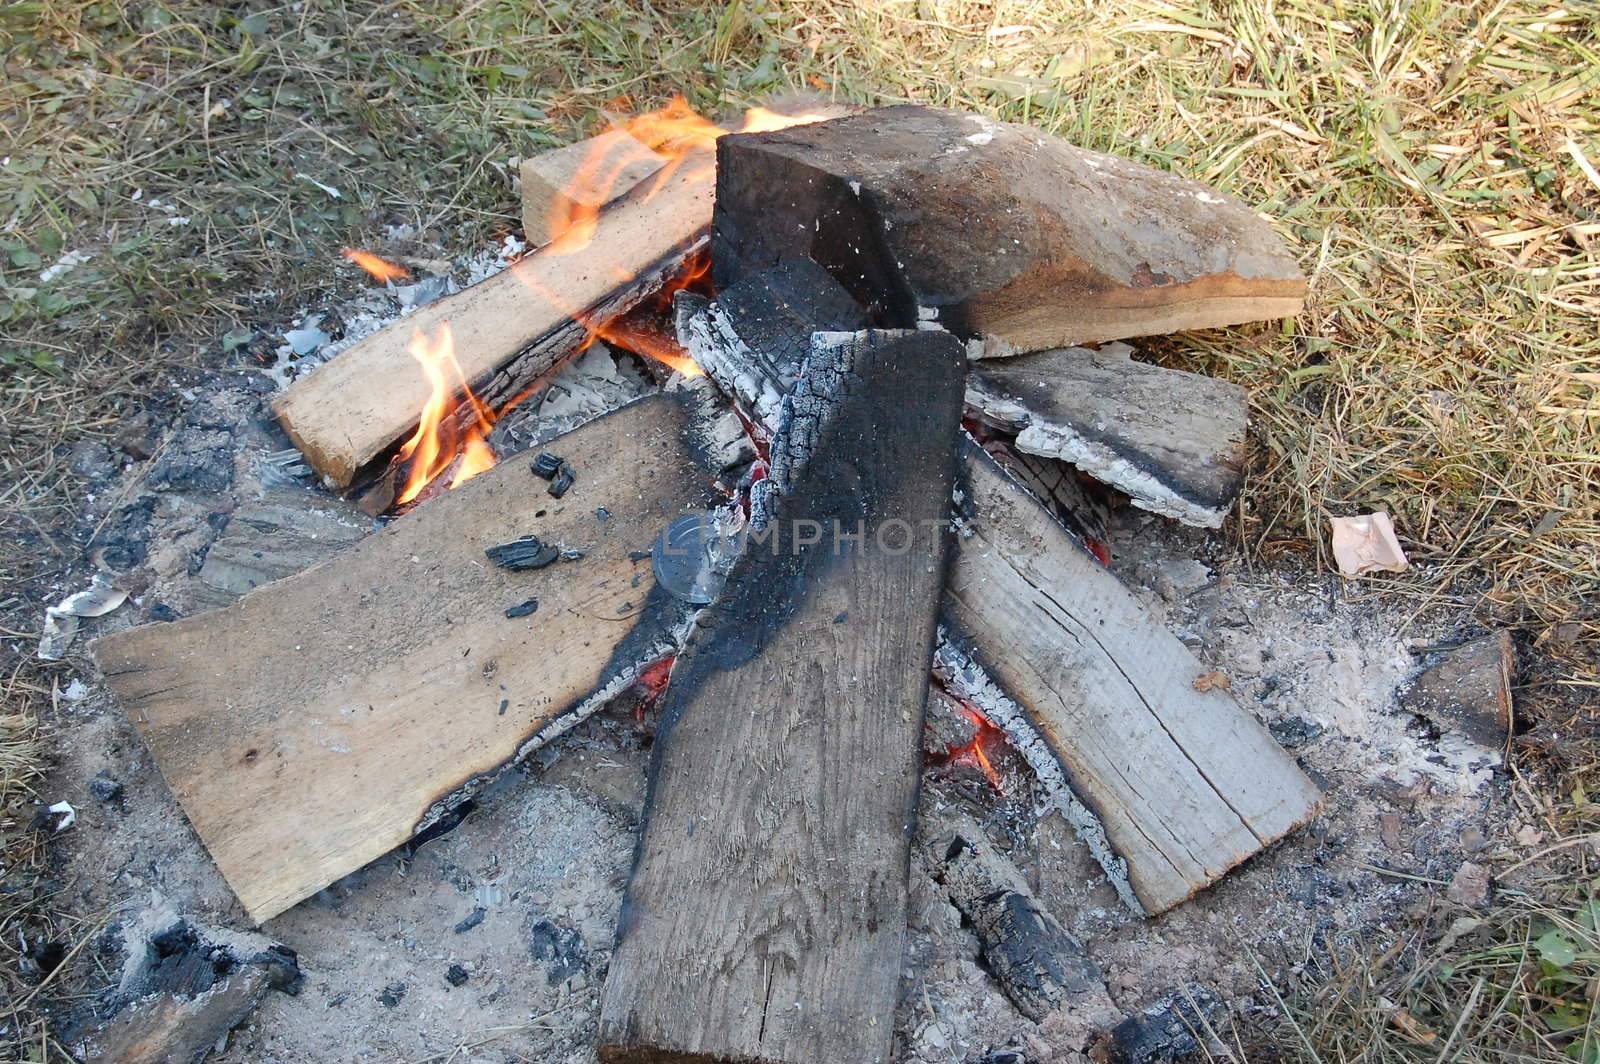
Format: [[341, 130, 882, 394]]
[[273, 165, 713, 488], [713, 105, 1305, 353], [678, 277, 1319, 915], [597, 331, 966, 1064], [966, 343, 1249, 527], [521, 129, 667, 246], [92, 396, 721, 923], [944, 441, 1322, 914]]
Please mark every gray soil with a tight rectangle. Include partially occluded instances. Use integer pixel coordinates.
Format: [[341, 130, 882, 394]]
[[30, 258, 1511, 1063]]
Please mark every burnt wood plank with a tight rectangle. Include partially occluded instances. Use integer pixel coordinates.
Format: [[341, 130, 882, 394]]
[[92, 397, 721, 923], [597, 331, 966, 1064], [966, 343, 1249, 527], [713, 105, 1304, 353], [678, 275, 1319, 915], [924, 813, 1113, 1024], [945, 442, 1322, 914], [274, 165, 713, 489]]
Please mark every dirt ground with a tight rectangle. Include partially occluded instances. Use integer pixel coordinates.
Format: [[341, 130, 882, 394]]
[[30, 279, 1519, 1059]]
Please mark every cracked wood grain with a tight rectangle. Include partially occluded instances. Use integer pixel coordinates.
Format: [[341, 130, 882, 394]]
[[597, 331, 967, 1064], [945, 441, 1322, 913], [92, 397, 720, 923]]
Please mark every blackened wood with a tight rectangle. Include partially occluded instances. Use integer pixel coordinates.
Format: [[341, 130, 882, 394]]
[[928, 815, 1110, 1023], [680, 271, 1319, 914], [713, 106, 1304, 352], [966, 343, 1249, 527], [1400, 632, 1515, 750], [79, 920, 301, 1064], [597, 331, 966, 1064]]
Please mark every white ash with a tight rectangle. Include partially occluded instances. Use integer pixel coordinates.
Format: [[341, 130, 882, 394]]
[[933, 630, 1142, 916]]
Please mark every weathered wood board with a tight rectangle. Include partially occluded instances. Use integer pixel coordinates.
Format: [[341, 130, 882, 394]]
[[93, 397, 721, 923], [521, 129, 666, 246], [966, 342, 1249, 527], [195, 489, 370, 603], [944, 441, 1322, 914], [598, 331, 967, 1064], [713, 105, 1305, 353], [680, 275, 1320, 914], [273, 165, 714, 488]]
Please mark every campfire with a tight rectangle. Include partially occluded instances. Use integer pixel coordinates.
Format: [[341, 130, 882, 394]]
[[93, 99, 1337, 1063]]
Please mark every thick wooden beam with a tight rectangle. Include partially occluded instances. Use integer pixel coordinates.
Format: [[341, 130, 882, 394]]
[[93, 397, 721, 922], [273, 165, 713, 489], [713, 105, 1305, 352], [966, 343, 1249, 527], [944, 442, 1322, 914], [597, 331, 966, 1064], [521, 129, 666, 247]]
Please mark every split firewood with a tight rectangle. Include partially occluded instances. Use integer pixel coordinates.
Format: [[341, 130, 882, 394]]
[[712, 105, 1305, 353], [78, 917, 301, 1064], [945, 441, 1323, 915], [925, 813, 1114, 1024], [93, 396, 723, 922], [966, 343, 1249, 527], [677, 271, 1321, 915], [273, 164, 714, 489], [597, 331, 967, 1064], [521, 129, 667, 246]]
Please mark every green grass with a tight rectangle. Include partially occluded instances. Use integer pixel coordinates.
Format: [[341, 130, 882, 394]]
[[1, 1, 1597, 1060]]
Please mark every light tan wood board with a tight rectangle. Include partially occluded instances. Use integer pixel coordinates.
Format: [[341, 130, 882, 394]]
[[273, 165, 713, 488], [521, 129, 666, 246], [93, 396, 721, 923], [945, 441, 1322, 914]]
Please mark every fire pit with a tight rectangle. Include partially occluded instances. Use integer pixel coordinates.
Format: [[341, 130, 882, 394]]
[[63, 100, 1509, 1063]]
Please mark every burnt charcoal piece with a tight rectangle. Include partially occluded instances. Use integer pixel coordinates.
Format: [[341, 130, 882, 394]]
[[445, 963, 470, 987], [89, 772, 124, 803], [505, 598, 540, 619], [454, 908, 486, 934], [1112, 986, 1222, 1063], [548, 463, 576, 498], [485, 535, 558, 571], [931, 819, 1111, 1023], [530, 451, 564, 479], [378, 981, 406, 1008], [529, 920, 588, 985]]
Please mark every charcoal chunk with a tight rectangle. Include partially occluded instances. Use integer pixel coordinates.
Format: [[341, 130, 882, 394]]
[[485, 536, 558, 571]]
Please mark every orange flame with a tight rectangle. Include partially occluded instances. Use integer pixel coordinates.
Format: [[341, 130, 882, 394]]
[[546, 96, 835, 260], [393, 324, 496, 506], [386, 101, 832, 509], [945, 702, 1009, 792], [342, 248, 411, 283]]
